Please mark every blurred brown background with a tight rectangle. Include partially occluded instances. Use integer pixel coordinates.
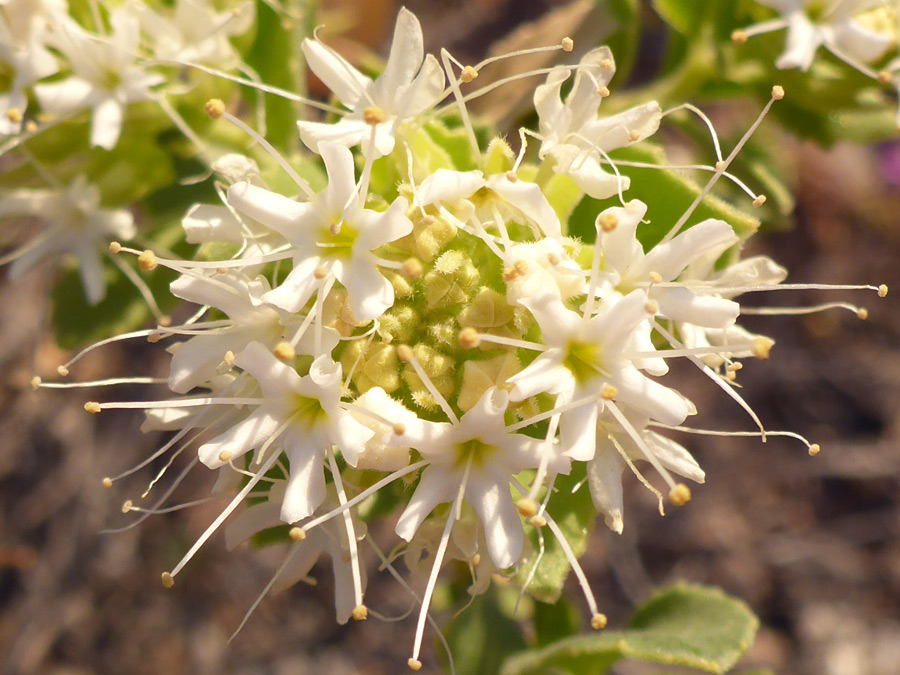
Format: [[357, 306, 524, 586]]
[[2, 1, 899, 673]]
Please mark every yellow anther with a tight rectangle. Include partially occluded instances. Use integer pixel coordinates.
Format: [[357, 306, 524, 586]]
[[771, 85, 785, 100], [329, 221, 342, 236], [396, 344, 414, 363], [669, 483, 692, 506], [273, 341, 295, 362], [752, 336, 775, 359], [726, 362, 743, 372], [158, 316, 172, 328], [561, 37, 574, 52], [516, 498, 538, 517], [530, 515, 547, 528], [878, 284, 888, 298], [808, 443, 821, 457], [597, 213, 618, 232], [392, 422, 407, 436], [506, 170, 518, 183], [460, 65, 478, 83], [218, 450, 232, 463], [878, 70, 892, 85], [627, 129, 641, 142], [57, 365, 70, 377], [597, 86, 610, 98], [731, 29, 748, 44], [121, 500, 133, 514], [205, 98, 226, 119], [600, 59, 614, 71], [84, 401, 102, 414], [402, 258, 423, 279], [161, 572, 175, 588], [363, 106, 385, 125], [649, 271, 662, 284], [289, 526, 306, 541], [408, 659, 423, 671], [314, 265, 329, 279], [109, 241, 122, 254], [547, 252, 561, 266], [352, 605, 368, 621], [138, 250, 158, 271], [216, 267, 229, 275], [471, 553, 481, 566], [753, 195, 767, 208], [645, 300, 659, 315], [857, 308, 869, 320], [223, 350, 235, 366], [24, 120, 37, 133], [458, 327, 481, 349], [102, 477, 113, 489], [147, 332, 161, 344], [30, 376, 41, 391], [591, 613, 608, 630], [600, 383, 618, 401], [5, 107, 23, 123]]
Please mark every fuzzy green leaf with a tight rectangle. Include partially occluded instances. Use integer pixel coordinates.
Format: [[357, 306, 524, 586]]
[[445, 590, 527, 675]]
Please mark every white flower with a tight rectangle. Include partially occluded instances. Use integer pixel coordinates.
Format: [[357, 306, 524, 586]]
[[389, 387, 569, 569], [508, 291, 693, 461], [503, 238, 585, 306], [127, 0, 254, 66], [348, 387, 417, 471], [297, 7, 445, 157], [34, 10, 165, 149], [196, 341, 374, 523], [166, 271, 339, 394], [0, 176, 135, 303], [534, 47, 662, 199], [747, 0, 893, 71], [0, 0, 65, 134], [226, 141, 413, 322]]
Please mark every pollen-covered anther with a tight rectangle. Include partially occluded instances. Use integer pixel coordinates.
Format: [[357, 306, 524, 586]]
[[460, 65, 478, 83], [753, 195, 767, 208], [205, 98, 226, 119], [161, 572, 175, 588], [25, 120, 37, 133], [30, 376, 41, 391], [627, 129, 641, 142], [314, 265, 329, 279], [408, 659, 423, 671], [392, 422, 406, 436], [147, 331, 161, 343], [649, 271, 662, 284], [5, 107, 23, 123], [561, 37, 574, 52], [273, 341, 295, 362], [516, 498, 538, 517], [458, 327, 481, 349], [644, 299, 659, 315], [402, 258, 423, 279], [158, 316, 172, 328], [57, 365, 69, 377], [352, 605, 369, 621], [600, 383, 618, 401], [108, 241, 122, 254], [218, 450, 233, 463], [329, 221, 342, 236], [138, 250, 158, 271], [857, 307, 869, 320], [878, 284, 888, 298], [731, 29, 748, 44], [121, 499, 133, 514], [600, 58, 614, 71], [396, 344, 414, 363], [772, 85, 785, 100], [597, 86, 610, 98], [471, 553, 481, 566], [878, 70, 892, 85], [363, 105, 385, 125], [223, 350, 235, 366], [216, 267, 229, 275], [598, 213, 618, 232], [530, 515, 547, 528], [84, 401, 102, 414], [669, 483, 692, 506], [591, 613, 608, 630], [808, 443, 821, 457], [506, 170, 518, 183], [726, 362, 743, 373], [752, 336, 775, 359], [289, 526, 306, 541]]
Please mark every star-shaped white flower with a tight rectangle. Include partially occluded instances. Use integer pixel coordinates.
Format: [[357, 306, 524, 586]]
[[389, 387, 569, 569], [34, 10, 165, 149], [0, 176, 135, 303], [197, 341, 374, 523], [226, 141, 413, 322], [534, 47, 662, 199], [297, 7, 445, 157]]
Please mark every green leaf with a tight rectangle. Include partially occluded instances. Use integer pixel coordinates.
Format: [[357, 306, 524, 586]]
[[534, 596, 582, 647], [501, 583, 760, 675], [567, 143, 759, 247], [423, 119, 480, 172], [652, 0, 706, 35], [445, 589, 527, 675], [514, 466, 596, 603]]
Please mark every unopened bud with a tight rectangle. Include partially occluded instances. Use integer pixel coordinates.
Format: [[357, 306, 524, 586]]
[[273, 341, 295, 362], [138, 250, 158, 271], [669, 483, 692, 506], [205, 98, 226, 119]]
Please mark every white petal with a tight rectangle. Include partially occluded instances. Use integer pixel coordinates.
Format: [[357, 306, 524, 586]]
[[198, 408, 282, 468], [831, 19, 891, 63], [417, 168, 484, 206], [560, 397, 599, 461], [466, 473, 523, 569], [395, 466, 458, 540], [487, 176, 562, 240], [776, 14, 821, 71], [354, 196, 413, 250], [613, 364, 691, 427], [297, 118, 370, 154], [167, 332, 247, 394], [182, 203, 243, 243], [328, 408, 375, 467], [587, 442, 626, 534], [653, 286, 739, 329], [34, 77, 96, 113], [226, 182, 315, 241], [319, 141, 358, 218], [233, 340, 304, 399], [641, 218, 737, 282], [507, 351, 573, 401], [90, 97, 124, 150], [262, 255, 325, 313], [580, 101, 662, 153], [552, 146, 630, 201], [518, 293, 583, 347], [280, 439, 327, 523], [74, 241, 106, 304], [336, 256, 393, 322], [401, 53, 445, 116], [585, 289, 650, 355], [596, 200, 646, 275], [371, 7, 424, 106], [645, 431, 705, 483], [565, 47, 616, 132], [301, 38, 370, 109]]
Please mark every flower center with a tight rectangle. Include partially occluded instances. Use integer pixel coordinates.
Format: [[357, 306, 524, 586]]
[[454, 437, 496, 468], [317, 220, 359, 259], [563, 340, 604, 385], [804, 0, 829, 22], [292, 394, 326, 428]]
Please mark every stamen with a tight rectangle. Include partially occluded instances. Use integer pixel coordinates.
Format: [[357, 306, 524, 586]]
[[440, 48, 484, 165], [328, 448, 365, 614], [229, 543, 304, 642]]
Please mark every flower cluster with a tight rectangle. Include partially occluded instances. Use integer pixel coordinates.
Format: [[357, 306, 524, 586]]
[[19, 4, 888, 671]]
